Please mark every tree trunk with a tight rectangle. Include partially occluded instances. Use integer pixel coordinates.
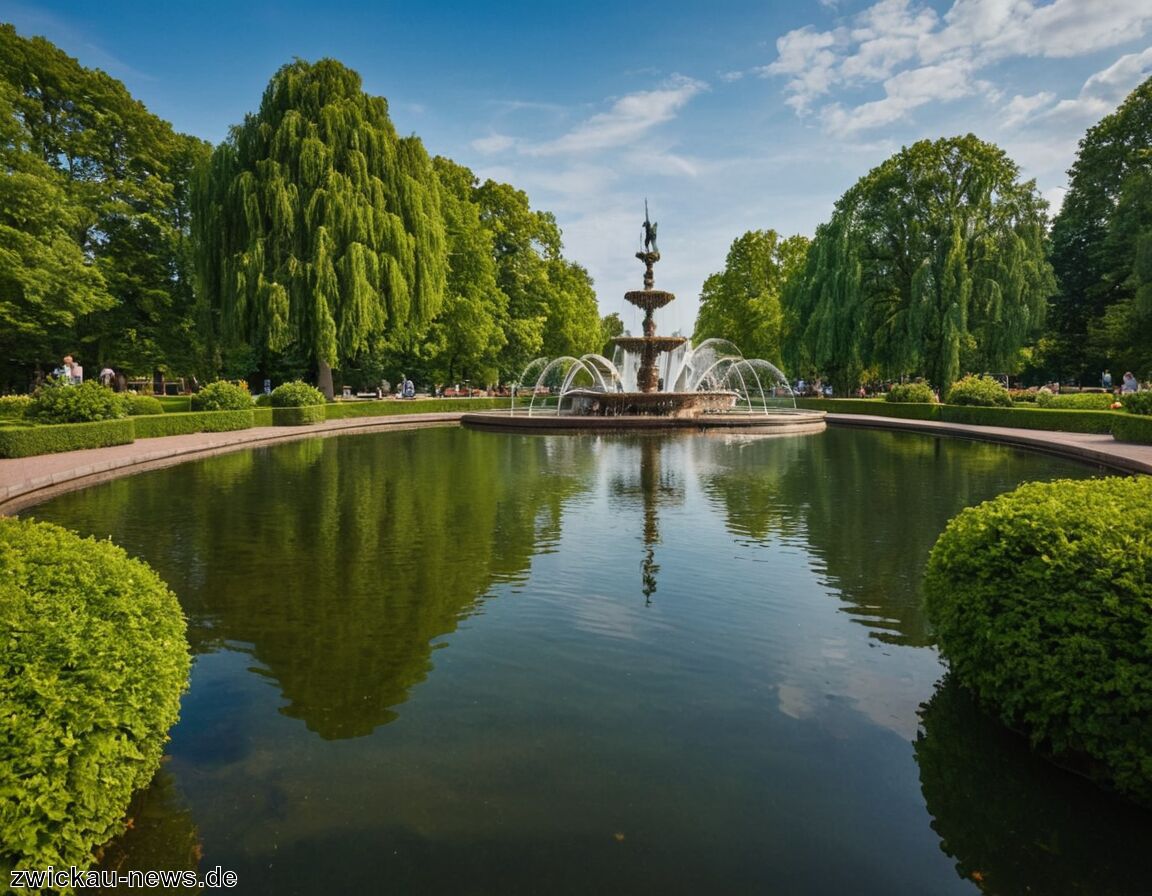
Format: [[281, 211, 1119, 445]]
[[317, 360, 334, 401]]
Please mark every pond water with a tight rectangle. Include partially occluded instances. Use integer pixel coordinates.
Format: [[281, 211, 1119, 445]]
[[24, 427, 1152, 895]]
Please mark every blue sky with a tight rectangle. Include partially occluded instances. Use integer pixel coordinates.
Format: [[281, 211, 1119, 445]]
[[4, 0, 1152, 337]]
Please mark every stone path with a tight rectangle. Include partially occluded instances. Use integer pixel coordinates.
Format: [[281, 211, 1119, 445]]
[[2, 410, 1150, 515]]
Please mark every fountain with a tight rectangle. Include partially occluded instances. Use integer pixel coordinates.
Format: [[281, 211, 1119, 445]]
[[462, 206, 825, 434]]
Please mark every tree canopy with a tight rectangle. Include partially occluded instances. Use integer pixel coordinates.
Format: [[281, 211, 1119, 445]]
[[192, 58, 447, 397], [1049, 75, 1152, 381], [0, 24, 206, 388], [693, 229, 809, 365], [785, 134, 1053, 391]]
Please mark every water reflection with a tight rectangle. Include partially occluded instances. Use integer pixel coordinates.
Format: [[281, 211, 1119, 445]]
[[24, 427, 1142, 894], [28, 429, 595, 739], [916, 677, 1152, 894], [699, 430, 1096, 646]]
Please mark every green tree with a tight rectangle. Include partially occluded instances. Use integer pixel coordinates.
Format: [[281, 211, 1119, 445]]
[[540, 258, 602, 361], [600, 311, 625, 356], [786, 135, 1053, 392], [0, 25, 206, 387], [1050, 76, 1152, 381], [421, 157, 507, 387], [693, 229, 809, 364], [474, 180, 559, 378], [193, 58, 447, 398]]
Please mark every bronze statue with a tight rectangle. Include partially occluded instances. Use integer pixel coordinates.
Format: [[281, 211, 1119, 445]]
[[642, 200, 658, 254]]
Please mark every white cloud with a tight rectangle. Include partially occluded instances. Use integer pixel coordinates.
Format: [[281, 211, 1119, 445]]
[[999, 90, 1057, 127], [525, 75, 708, 157], [471, 133, 517, 154], [1039, 46, 1152, 126], [764, 0, 1152, 134]]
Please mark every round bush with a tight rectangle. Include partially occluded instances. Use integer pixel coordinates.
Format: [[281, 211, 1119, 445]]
[[886, 382, 937, 403], [0, 518, 190, 874], [123, 394, 165, 416], [270, 380, 326, 408], [28, 379, 127, 423], [945, 375, 1012, 407], [923, 477, 1152, 806], [1123, 391, 1152, 416], [190, 379, 252, 411]]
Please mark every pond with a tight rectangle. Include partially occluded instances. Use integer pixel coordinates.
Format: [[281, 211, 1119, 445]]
[[24, 426, 1152, 895]]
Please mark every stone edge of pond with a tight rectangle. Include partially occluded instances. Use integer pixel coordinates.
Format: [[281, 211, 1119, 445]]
[[0, 413, 464, 516], [826, 413, 1152, 476], [3, 411, 1150, 516]]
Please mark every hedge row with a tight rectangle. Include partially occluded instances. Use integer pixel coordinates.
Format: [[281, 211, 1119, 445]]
[[0, 419, 135, 458], [1112, 414, 1152, 445], [325, 397, 524, 419], [132, 409, 254, 438], [924, 477, 1152, 807], [0, 518, 190, 877], [798, 398, 1128, 436], [272, 405, 325, 426]]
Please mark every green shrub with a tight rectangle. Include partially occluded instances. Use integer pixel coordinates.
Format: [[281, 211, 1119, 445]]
[[1112, 414, 1152, 445], [0, 518, 190, 876], [923, 477, 1152, 807], [1008, 389, 1038, 403], [123, 394, 165, 416], [1122, 392, 1152, 416], [939, 405, 1116, 433], [253, 406, 273, 426], [254, 393, 272, 407], [28, 379, 126, 423], [132, 410, 254, 438], [271, 405, 326, 426], [189, 380, 252, 412], [886, 382, 937, 403], [0, 419, 135, 458], [1036, 391, 1115, 411], [945, 375, 1012, 407], [0, 395, 31, 420], [270, 380, 326, 407]]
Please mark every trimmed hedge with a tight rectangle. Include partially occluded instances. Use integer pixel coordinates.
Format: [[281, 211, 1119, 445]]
[[797, 398, 943, 420], [1112, 414, 1152, 445], [923, 477, 1152, 807], [325, 397, 523, 419], [271, 405, 325, 426], [253, 406, 273, 426], [799, 398, 1121, 434], [1037, 391, 1116, 411], [0, 419, 135, 458], [0, 518, 191, 875], [132, 409, 254, 438]]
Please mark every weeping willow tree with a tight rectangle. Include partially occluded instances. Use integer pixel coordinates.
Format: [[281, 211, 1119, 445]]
[[193, 58, 447, 396], [785, 135, 1054, 392]]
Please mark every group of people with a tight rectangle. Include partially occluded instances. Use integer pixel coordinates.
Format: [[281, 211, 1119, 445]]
[[50, 355, 118, 388], [1102, 370, 1141, 393], [51, 355, 83, 385]]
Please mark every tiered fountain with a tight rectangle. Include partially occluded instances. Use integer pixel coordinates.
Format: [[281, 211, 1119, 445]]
[[462, 206, 825, 435]]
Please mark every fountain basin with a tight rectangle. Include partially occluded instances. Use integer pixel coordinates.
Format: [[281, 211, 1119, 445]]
[[565, 389, 738, 417]]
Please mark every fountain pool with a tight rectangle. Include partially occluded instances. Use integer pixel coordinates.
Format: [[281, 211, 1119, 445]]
[[21, 426, 1152, 895]]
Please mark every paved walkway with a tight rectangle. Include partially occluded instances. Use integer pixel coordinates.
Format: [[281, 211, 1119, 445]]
[[2, 410, 1150, 515]]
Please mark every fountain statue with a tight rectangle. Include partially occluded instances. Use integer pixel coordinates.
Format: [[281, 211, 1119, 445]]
[[461, 207, 826, 435]]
